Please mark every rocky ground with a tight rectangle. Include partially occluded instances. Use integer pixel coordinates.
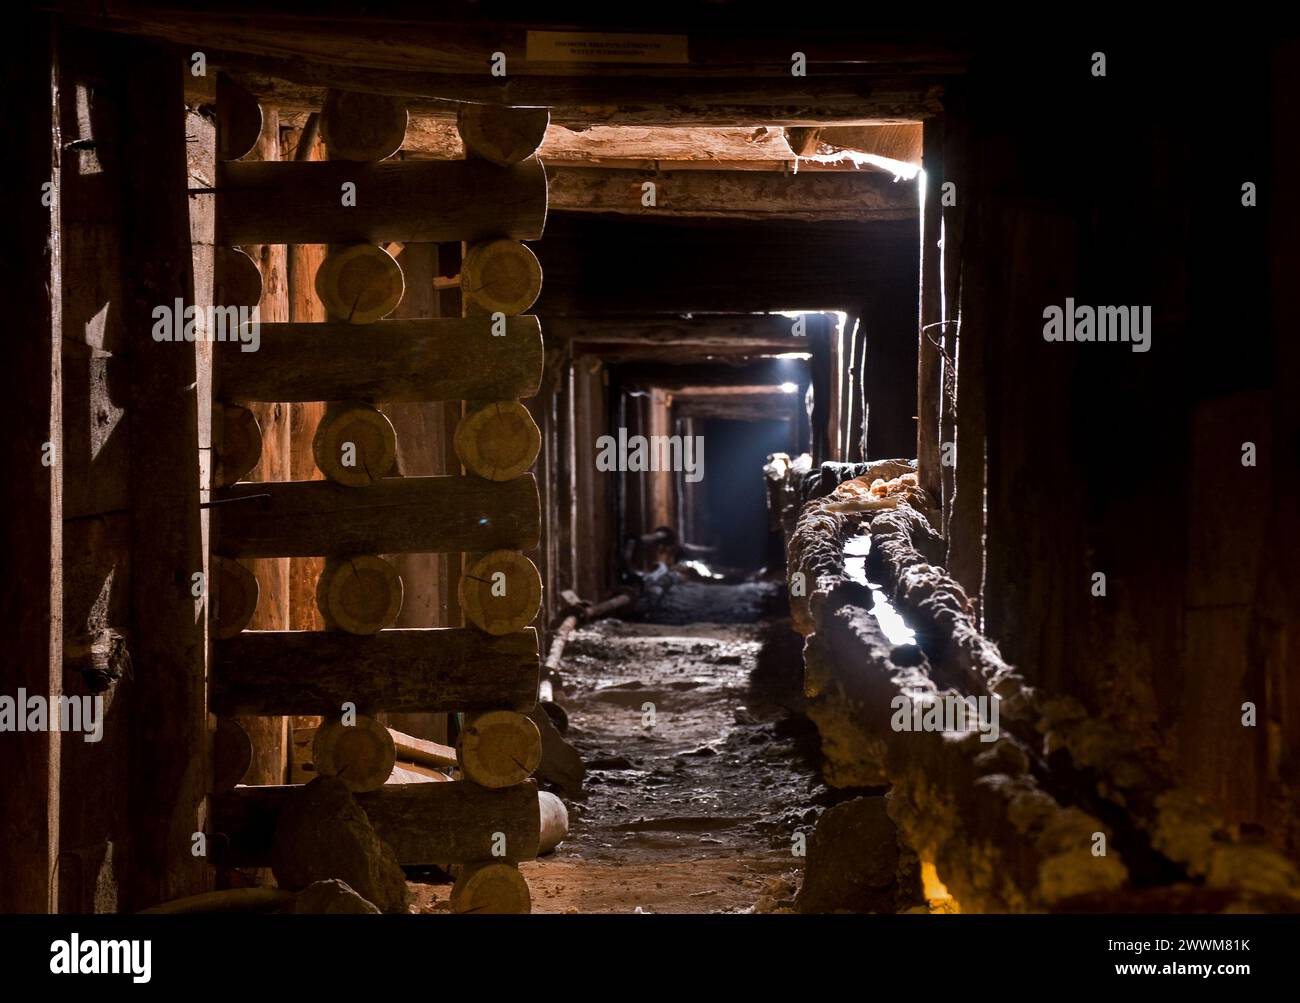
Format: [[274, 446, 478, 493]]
[[412, 579, 846, 913], [519, 614, 828, 913]]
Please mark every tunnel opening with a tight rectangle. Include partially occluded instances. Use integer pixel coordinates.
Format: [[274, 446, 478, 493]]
[[8, 9, 1296, 958]]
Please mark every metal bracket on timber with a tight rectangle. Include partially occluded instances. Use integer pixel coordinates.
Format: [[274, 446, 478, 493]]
[[214, 473, 541, 558], [216, 316, 543, 403], [212, 780, 542, 866], [211, 627, 540, 716]]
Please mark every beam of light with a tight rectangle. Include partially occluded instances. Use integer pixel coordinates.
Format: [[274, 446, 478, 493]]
[[779, 382, 798, 393], [793, 150, 921, 181]]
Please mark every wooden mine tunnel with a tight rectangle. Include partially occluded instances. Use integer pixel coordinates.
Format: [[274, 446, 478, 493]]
[[3, 4, 1298, 933]]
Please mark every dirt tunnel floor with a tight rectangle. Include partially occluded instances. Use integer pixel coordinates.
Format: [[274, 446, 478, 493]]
[[525, 615, 825, 913], [414, 596, 833, 913]]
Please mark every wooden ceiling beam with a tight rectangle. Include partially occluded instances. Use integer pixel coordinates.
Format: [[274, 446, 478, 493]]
[[547, 165, 916, 221], [534, 213, 917, 314], [614, 358, 806, 390], [379, 120, 913, 172], [542, 313, 834, 346], [203, 62, 942, 127], [74, 9, 968, 77]]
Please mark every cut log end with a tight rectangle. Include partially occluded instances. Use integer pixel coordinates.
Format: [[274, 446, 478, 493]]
[[538, 790, 569, 856], [217, 75, 263, 162], [457, 710, 542, 789], [215, 247, 264, 309], [215, 403, 262, 487], [213, 556, 260, 640], [314, 243, 405, 325], [450, 861, 531, 914], [316, 554, 404, 635], [311, 715, 397, 793], [312, 402, 398, 486], [461, 239, 543, 316], [320, 88, 408, 162], [212, 717, 253, 792], [458, 550, 542, 636], [456, 105, 550, 166], [454, 401, 541, 482]]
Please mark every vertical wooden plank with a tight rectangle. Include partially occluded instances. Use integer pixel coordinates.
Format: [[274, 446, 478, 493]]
[[232, 104, 289, 786], [386, 241, 457, 628], [826, 317, 842, 462], [557, 356, 577, 589], [384, 240, 454, 744], [843, 316, 863, 462], [943, 89, 984, 605], [916, 118, 944, 496], [0, 9, 62, 914], [1261, 40, 1300, 850], [574, 355, 609, 598], [808, 315, 833, 464], [284, 120, 327, 634], [862, 277, 921, 460], [647, 387, 673, 534], [120, 39, 209, 909]]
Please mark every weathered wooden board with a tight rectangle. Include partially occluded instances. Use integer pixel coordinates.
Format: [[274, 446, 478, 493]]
[[217, 158, 546, 244], [212, 780, 541, 865], [216, 316, 543, 403], [211, 627, 539, 715], [215, 473, 540, 557]]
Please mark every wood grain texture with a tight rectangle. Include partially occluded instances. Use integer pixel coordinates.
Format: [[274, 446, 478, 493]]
[[120, 37, 210, 908], [211, 627, 540, 715], [320, 88, 407, 162], [217, 315, 543, 403], [217, 157, 547, 244], [215, 473, 540, 557], [1, 9, 62, 913], [212, 780, 541, 866], [547, 165, 916, 221], [457, 104, 548, 165]]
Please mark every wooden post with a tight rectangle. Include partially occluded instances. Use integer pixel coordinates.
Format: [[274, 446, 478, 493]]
[[943, 88, 984, 604], [383, 240, 463, 652], [121, 39, 210, 908], [1, 9, 62, 914], [223, 97, 291, 789], [285, 120, 327, 636], [917, 117, 944, 497], [862, 277, 921, 460], [809, 315, 833, 464]]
